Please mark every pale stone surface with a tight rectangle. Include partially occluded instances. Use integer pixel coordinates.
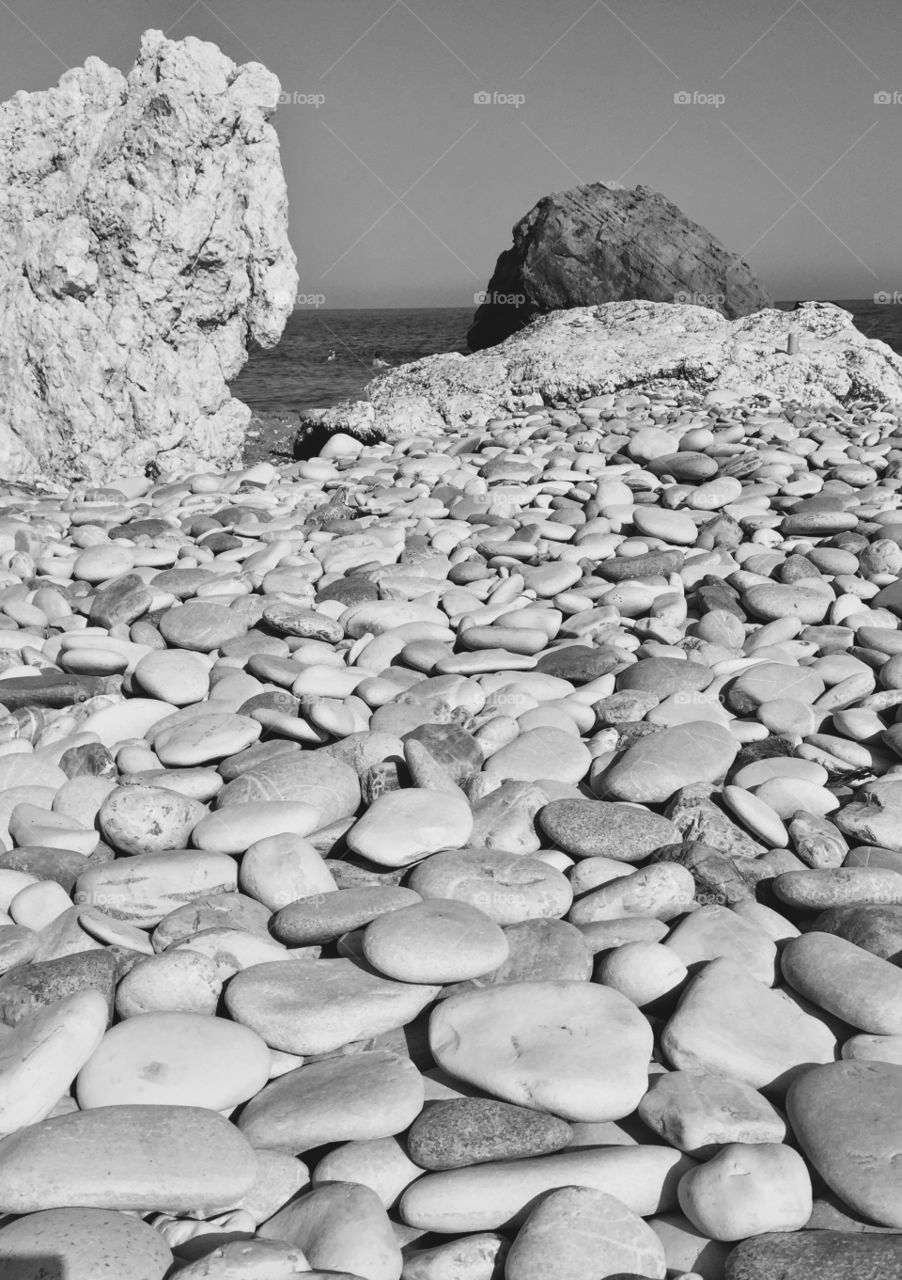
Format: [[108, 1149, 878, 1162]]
[[347, 790, 474, 867], [315, 301, 902, 443], [661, 958, 837, 1093], [429, 981, 653, 1121], [98, 784, 206, 855], [76, 1011, 271, 1110], [363, 899, 509, 983], [399, 1146, 694, 1232], [74, 850, 237, 926], [0, 990, 107, 1136], [639, 1071, 786, 1157], [664, 905, 779, 986], [787, 1060, 902, 1228], [0, 30, 297, 482], [781, 931, 902, 1034], [114, 951, 223, 1018], [259, 1181, 401, 1280], [225, 959, 439, 1055], [0, 1207, 174, 1280], [312, 1137, 422, 1209], [0, 1105, 257, 1213], [175, 1240, 312, 1279], [505, 1186, 667, 1280], [238, 1050, 424, 1154], [678, 1143, 812, 1242]]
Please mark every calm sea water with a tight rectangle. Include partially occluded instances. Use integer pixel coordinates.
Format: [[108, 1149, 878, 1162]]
[[230, 300, 902, 417]]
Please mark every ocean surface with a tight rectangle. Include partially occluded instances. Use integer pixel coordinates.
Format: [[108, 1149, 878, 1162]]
[[230, 300, 902, 417]]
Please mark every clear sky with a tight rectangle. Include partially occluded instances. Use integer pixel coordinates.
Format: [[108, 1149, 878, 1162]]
[[1, 0, 900, 307]]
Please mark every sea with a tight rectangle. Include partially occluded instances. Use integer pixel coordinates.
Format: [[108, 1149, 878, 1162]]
[[230, 300, 902, 418]]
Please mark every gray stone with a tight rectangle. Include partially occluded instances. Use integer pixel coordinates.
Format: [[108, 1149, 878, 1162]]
[[725, 1231, 902, 1280], [406, 1099, 572, 1170], [539, 799, 680, 861]]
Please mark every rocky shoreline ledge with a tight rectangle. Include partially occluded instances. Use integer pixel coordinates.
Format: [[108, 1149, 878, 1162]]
[[0, 369, 902, 1277], [304, 301, 902, 453]]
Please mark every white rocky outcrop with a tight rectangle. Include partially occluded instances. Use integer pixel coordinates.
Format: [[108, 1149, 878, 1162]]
[[315, 301, 902, 443], [0, 30, 298, 484]]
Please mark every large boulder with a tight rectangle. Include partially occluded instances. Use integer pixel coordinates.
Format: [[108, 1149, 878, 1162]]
[[0, 30, 298, 484], [467, 182, 771, 351], [312, 300, 902, 444]]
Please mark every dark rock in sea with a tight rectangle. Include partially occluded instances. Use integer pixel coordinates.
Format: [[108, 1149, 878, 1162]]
[[467, 181, 772, 351]]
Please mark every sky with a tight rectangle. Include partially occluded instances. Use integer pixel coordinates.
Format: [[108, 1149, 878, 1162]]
[[1, 0, 900, 307]]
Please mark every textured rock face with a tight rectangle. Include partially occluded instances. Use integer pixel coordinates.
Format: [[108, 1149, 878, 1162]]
[[314, 301, 902, 443], [467, 182, 772, 351], [0, 30, 298, 484]]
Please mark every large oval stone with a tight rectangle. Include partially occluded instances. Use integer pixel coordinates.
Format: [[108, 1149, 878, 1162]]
[[225, 959, 439, 1055], [98, 785, 206, 856], [214, 752, 360, 828], [406, 1098, 572, 1170], [271, 887, 422, 947], [0, 1106, 257, 1214], [75, 851, 237, 927], [538, 799, 680, 861], [399, 1146, 693, 1232], [810, 904, 902, 962], [0, 1207, 173, 1280], [787, 1060, 902, 1227], [347, 790, 473, 868], [430, 981, 653, 1121], [76, 1012, 271, 1111], [661, 958, 836, 1093], [781, 932, 902, 1034], [363, 899, 509, 983], [238, 1050, 423, 1154], [724, 1230, 902, 1280], [506, 1186, 666, 1280], [258, 1181, 400, 1280], [409, 848, 572, 925], [0, 991, 108, 1137], [158, 602, 248, 652], [598, 723, 738, 804]]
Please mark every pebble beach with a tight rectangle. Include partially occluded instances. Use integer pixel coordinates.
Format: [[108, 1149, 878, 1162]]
[[3, 383, 902, 1278]]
